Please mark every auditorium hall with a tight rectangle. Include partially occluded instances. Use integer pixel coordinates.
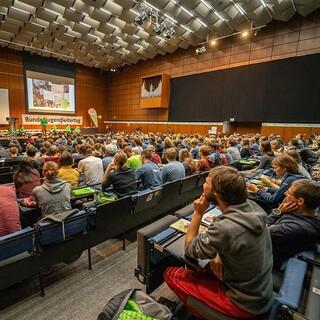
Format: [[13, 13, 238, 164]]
[[0, 1, 319, 319]]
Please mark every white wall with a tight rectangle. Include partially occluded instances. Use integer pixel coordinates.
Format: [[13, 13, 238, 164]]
[[0, 89, 10, 124]]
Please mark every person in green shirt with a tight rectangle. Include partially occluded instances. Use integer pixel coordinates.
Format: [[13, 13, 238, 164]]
[[40, 118, 48, 136], [124, 146, 142, 170]]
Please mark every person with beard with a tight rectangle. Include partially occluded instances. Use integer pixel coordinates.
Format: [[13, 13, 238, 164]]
[[164, 166, 273, 318]]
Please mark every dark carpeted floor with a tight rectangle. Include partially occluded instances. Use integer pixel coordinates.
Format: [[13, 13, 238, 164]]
[[0, 239, 144, 320]]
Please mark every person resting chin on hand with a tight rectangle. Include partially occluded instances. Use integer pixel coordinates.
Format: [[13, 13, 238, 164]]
[[267, 179, 320, 269]]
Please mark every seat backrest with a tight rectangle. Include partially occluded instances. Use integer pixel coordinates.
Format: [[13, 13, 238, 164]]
[[95, 196, 132, 238], [197, 171, 209, 187], [36, 210, 88, 246], [137, 215, 178, 277], [0, 172, 13, 184], [0, 166, 12, 174], [180, 175, 199, 194], [4, 159, 22, 167], [0, 227, 35, 261], [132, 187, 163, 214]]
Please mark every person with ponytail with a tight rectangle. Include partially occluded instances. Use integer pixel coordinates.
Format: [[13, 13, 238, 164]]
[[102, 151, 137, 197], [33, 161, 72, 216], [13, 160, 41, 198]]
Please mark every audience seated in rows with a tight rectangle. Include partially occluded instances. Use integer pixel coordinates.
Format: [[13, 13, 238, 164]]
[[102, 144, 117, 170], [58, 152, 80, 187], [124, 146, 143, 170], [0, 185, 21, 236], [25, 145, 42, 171], [102, 152, 137, 197], [132, 137, 143, 155], [285, 149, 312, 179], [7, 146, 23, 160], [164, 166, 273, 318], [267, 179, 320, 269], [13, 160, 41, 198], [257, 141, 274, 169], [226, 139, 241, 161], [248, 154, 303, 208], [240, 138, 253, 158], [78, 145, 103, 185], [33, 162, 72, 216], [197, 146, 215, 172], [179, 148, 197, 176], [161, 148, 185, 184], [146, 145, 162, 165], [135, 150, 162, 190], [45, 145, 60, 164]]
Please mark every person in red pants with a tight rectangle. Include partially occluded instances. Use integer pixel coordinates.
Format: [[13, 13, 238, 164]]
[[164, 166, 273, 318]]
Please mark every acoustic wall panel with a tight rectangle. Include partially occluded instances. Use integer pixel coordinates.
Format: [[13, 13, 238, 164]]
[[169, 53, 320, 123]]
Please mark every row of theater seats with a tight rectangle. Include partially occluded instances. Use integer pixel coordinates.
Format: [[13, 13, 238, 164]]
[[0, 171, 209, 295], [0, 159, 23, 184], [136, 211, 319, 320]]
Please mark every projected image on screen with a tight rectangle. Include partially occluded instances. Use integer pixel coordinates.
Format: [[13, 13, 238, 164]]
[[26, 71, 75, 114]]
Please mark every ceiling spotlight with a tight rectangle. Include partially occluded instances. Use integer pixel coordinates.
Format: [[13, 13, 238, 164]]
[[210, 40, 217, 46], [196, 46, 207, 55], [241, 31, 249, 38]]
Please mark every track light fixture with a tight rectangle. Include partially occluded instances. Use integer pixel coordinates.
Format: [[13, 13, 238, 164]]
[[132, 1, 176, 40], [196, 46, 207, 55], [196, 24, 267, 54], [109, 64, 124, 72]]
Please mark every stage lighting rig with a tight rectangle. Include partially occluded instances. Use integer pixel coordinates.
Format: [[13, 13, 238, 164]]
[[132, 1, 176, 40], [196, 46, 207, 55]]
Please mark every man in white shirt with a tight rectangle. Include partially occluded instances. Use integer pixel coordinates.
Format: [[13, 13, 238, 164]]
[[78, 145, 103, 185]]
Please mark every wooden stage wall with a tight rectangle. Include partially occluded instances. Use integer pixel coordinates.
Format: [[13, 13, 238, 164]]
[[0, 48, 108, 131], [0, 12, 320, 140]]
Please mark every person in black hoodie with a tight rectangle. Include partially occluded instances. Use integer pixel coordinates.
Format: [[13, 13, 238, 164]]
[[267, 179, 320, 269], [102, 151, 137, 197]]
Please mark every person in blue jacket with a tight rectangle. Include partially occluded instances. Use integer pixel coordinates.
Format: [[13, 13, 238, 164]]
[[248, 154, 303, 208]]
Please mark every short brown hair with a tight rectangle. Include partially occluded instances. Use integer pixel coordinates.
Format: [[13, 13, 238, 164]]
[[59, 152, 74, 167], [292, 179, 320, 209], [209, 166, 247, 205], [165, 148, 177, 161], [199, 145, 211, 157], [80, 145, 92, 156], [272, 154, 299, 174], [141, 149, 152, 160]]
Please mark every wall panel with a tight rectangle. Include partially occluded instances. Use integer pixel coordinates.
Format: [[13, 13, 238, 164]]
[[0, 48, 108, 130], [104, 13, 320, 128]]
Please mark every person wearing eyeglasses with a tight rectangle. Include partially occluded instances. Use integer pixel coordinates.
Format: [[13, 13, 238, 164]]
[[267, 179, 320, 269]]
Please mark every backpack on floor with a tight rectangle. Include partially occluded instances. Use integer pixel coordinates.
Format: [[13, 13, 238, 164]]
[[98, 289, 172, 320]]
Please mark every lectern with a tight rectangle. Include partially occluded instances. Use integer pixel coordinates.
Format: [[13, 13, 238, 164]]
[[6, 117, 19, 137]]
